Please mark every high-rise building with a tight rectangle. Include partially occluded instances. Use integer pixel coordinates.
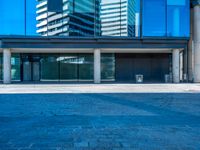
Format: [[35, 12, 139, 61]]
[[36, 0, 100, 36], [100, 0, 140, 37]]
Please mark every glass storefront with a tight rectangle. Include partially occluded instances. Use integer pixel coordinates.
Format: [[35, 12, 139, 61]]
[[0, 54, 21, 81], [78, 54, 94, 80], [59, 54, 78, 81], [11, 54, 21, 81], [41, 54, 60, 81], [101, 54, 115, 81], [11, 53, 115, 82]]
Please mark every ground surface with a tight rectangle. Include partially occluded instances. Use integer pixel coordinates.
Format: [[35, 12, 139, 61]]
[[0, 84, 200, 150]]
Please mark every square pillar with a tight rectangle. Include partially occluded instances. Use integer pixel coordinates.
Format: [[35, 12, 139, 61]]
[[94, 49, 101, 84], [194, 5, 200, 83], [172, 49, 180, 83], [3, 49, 11, 84]]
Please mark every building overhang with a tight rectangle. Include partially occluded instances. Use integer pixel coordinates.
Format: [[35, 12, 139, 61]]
[[191, 0, 200, 7], [0, 36, 189, 51]]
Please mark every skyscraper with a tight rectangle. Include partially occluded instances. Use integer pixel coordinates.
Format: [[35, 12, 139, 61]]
[[36, 0, 100, 36], [100, 0, 140, 37]]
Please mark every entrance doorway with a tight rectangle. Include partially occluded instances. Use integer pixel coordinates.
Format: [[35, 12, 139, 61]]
[[22, 54, 40, 82]]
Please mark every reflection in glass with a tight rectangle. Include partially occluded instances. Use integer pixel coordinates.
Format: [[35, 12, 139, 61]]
[[0, 0, 25, 35], [167, 0, 190, 37], [0, 0, 190, 38], [60, 54, 78, 80], [26, 0, 38, 35], [40, 54, 59, 81], [36, 0, 140, 37], [11, 54, 21, 81], [142, 0, 166, 36], [100, 0, 140, 37], [78, 54, 94, 80], [101, 54, 115, 80]]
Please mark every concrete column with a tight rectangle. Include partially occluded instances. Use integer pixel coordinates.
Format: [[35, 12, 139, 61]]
[[3, 49, 11, 84], [173, 49, 180, 83], [194, 5, 200, 83], [94, 49, 101, 84]]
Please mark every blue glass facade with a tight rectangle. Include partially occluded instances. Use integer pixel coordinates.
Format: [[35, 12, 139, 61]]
[[142, 0, 190, 37], [0, 0, 190, 38]]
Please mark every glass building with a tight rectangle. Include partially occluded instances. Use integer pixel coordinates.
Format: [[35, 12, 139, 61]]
[[0, 0, 195, 83]]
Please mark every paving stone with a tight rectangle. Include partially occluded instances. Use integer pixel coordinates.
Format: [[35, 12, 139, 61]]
[[0, 85, 200, 149]]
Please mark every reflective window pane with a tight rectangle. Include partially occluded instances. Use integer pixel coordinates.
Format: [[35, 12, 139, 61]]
[[60, 54, 78, 80], [100, 0, 140, 37], [78, 54, 94, 80], [40, 54, 59, 81], [11, 54, 21, 81], [142, 0, 166, 36], [167, 0, 190, 37], [101, 54, 115, 81], [0, 0, 25, 35], [26, 0, 38, 35]]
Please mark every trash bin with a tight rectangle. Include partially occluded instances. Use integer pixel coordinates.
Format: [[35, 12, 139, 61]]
[[165, 74, 170, 83], [183, 74, 187, 82], [136, 75, 143, 83]]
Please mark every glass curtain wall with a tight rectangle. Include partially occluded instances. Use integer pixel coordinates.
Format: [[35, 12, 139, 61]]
[[167, 0, 190, 37], [142, 0, 190, 37], [142, 0, 166, 36], [0, 0, 141, 37], [0, 0, 25, 35], [0, 0, 189, 37]]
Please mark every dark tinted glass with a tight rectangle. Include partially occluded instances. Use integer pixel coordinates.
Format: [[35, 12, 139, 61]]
[[101, 54, 115, 80], [78, 54, 94, 80], [11, 54, 21, 81], [60, 54, 78, 80], [40, 54, 59, 81]]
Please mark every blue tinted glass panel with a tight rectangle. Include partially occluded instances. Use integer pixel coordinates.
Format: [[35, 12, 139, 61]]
[[142, 0, 166, 37], [0, 0, 25, 35], [26, 0, 39, 35], [167, 0, 190, 37]]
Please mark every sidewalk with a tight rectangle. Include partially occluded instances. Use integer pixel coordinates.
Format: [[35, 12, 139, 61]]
[[0, 83, 200, 93]]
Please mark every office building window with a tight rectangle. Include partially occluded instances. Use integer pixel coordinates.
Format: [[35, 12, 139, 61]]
[[0, 0, 25, 35], [142, 0, 166, 36], [167, 0, 190, 37]]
